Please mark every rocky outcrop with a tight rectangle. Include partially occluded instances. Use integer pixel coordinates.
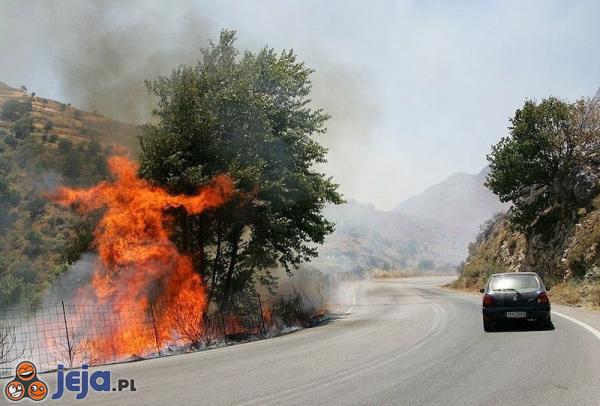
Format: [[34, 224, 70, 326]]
[[457, 194, 600, 288]]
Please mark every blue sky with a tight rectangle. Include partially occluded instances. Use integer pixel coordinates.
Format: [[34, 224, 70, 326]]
[[1, 0, 599, 208]]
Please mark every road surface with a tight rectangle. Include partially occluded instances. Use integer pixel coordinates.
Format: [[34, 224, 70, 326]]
[[8, 277, 600, 405]]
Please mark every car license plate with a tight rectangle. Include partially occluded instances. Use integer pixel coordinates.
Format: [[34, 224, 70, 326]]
[[506, 311, 526, 318]]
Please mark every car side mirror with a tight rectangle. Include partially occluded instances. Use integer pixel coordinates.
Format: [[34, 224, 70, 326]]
[[479, 288, 485, 293]]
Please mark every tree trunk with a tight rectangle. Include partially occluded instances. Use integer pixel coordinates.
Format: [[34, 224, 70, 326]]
[[221, 225, 243, 312], [195, 215, 206, 276], [208, 219, 223, 304]]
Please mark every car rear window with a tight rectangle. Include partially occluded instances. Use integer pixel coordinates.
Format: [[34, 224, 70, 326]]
[[489, 274, 540, 292]]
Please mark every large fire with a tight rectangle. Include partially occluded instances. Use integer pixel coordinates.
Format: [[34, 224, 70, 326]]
[[51, 156, 234, 360]]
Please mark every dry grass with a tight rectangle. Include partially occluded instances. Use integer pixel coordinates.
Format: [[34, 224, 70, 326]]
[[549, 282, 581, 306], [588, 285, 600, 307], [550, 280, 600, 309]]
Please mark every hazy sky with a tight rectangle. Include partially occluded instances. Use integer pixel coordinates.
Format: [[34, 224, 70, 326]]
[[1, 1, 599, 209]]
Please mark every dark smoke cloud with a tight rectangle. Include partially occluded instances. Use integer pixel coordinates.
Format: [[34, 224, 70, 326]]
[[1, 0, 212, 123], [0, 0, 381, 208], [0, 0, 379, 130]]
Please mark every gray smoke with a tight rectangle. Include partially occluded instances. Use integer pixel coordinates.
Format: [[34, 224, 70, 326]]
[[42, 254, 97, 306], [0, 0, 379, 133], [1, 0, 211, 123]]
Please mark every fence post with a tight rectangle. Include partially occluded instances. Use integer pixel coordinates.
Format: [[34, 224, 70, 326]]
[[61, 300, 74, 368], [257, 296, 266, 337], [150, 303, 162, 357]]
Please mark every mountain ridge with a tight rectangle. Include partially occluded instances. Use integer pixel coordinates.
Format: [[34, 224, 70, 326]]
[[392, 166, 509, 234]]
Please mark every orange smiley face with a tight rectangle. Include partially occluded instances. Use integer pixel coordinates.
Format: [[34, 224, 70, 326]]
[[4, 380, 25, 401], [16, 361, 36, 381], [28, 381, 48, 401]]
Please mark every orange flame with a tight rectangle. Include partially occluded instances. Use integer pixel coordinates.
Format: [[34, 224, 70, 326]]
[[51, 156, 234, 359]]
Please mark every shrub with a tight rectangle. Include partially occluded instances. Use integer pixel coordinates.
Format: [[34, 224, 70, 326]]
[[26, 197, 46, 219], [11, 116, 34, 139], [9, 259, 38, 284], [62, 153, 83, 179], [0, 174, 19, 206], [57, 138, 73, 154], [4, 134, 17, 148], [1, 100, 32, 121], [0, 274, 25, 307], [86, 140, 101, 157], [588, 285, 600, 307]]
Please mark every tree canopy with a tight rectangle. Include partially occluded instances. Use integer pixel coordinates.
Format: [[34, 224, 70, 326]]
[[486, 97, 600, 232], [139, 30, 343, 306]]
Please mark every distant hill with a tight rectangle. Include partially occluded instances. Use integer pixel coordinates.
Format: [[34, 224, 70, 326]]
[[392, 167, 509, 234], [0, 81, 140, 307], [312, 199, 473, 273], [0, 81, 140, 151]]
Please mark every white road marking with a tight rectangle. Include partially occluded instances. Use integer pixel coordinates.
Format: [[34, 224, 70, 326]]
[[552, 311, 600, 342]]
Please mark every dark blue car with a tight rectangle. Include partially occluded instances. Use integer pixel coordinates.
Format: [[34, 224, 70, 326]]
[[480, 272, 551, 331]]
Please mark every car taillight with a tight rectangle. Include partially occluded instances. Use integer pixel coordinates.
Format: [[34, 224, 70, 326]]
[[537, 292, 549, 304], [482, 294, 495, 306]]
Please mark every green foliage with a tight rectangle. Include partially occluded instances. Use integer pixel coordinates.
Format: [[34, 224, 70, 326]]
[[57, 138, 73, 154], [59, 219, 95, 265], [486, 98, 599, 232], [139, 30, 343, 305], [0, 117, 111, 307], [86, 140, 101, 157], [62, 153, 83, 179], [1, 99, 32, 121], [4, 133, 17, 148], [11, 116, 34, 139], [9, 259, 38, 284], [0, 173, 19, 206], [0, 274, 25, 307], [26, 197, 46, 219]]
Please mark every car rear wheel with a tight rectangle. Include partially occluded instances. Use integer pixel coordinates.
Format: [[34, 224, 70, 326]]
[[540, 314, 552, 329], [483, 318, 494, 332]]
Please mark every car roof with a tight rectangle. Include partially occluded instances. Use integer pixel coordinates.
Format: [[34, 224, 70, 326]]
[[489, 272, 539, 276]]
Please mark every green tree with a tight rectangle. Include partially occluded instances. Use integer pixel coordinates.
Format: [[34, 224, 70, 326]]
[[11, 116, 33, 139], [85, 140, 101, 157], [139, 30, 343, 307], [486, 97, 599, 231], [63, 153, 83, 179]]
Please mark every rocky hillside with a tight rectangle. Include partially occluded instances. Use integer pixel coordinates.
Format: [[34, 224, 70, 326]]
[[454, 193, 600, 307], [313, 200, 473, 274], [452, 95, 600, 307], [0, 81, 140, 307], [393, 166, 509, 234], [0, 82, 140, 151]]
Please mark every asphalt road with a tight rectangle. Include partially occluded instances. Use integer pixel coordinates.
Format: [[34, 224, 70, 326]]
[[9, 277, 600, 405]]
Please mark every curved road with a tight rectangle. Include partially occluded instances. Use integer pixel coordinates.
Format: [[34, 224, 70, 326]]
[[32, 277, 600, 404]]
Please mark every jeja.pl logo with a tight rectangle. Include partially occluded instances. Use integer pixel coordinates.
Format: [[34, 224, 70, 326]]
[[4, 361, 48, 401]]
